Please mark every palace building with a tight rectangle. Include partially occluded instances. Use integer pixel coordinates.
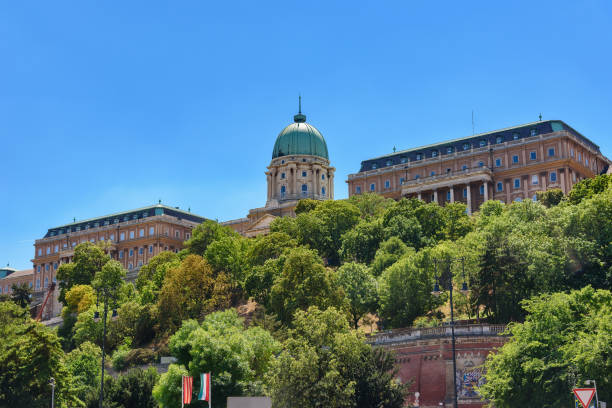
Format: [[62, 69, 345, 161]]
[[32, 204, 207, 319], [223, 101, 335, 236], [346, 120, 610, 213]]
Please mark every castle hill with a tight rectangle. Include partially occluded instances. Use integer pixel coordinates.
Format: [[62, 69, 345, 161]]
[[2, 3, 611, 408]]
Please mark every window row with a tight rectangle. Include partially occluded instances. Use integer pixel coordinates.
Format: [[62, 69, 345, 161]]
[[495, 172, 558, 192]]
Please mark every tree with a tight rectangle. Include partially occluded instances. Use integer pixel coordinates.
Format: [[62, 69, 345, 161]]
[[135, 251, 179, 293], [63, 284, 96, 315], [155, 309, 281, 408], [247, 232, 297, 267], [184, 220, 238, 256], [337, 262, 378, 328], [0, 302, 80, 407], [347, 192, 395, 219], [370, 237, 412, 277], [245, 257, 284, 308], [269, 216, 299, 238], [153, 364, 188, 408], [536, 188, 564, 207], [56, 242, 110, 303], [480, 286, 612, 407], [267, 306, 406, 408], [98, 367, 159, 408], [10, 282, 31, 308], [442, 202, 472, 240], [65, 341, 101, 403], [340, 219, 385, 264], [204, 235, 250, 284], [295, 198, 320, 214], [378, 253, 440, 328], [567, 173, 611, 204], [295, 200, 360, 265], [157, 255, 231, 333], [269, 247, 346, 325]]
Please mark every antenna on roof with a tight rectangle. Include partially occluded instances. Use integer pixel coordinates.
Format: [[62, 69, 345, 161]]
[[472, 110, 475, 136], [539, 113, 542, 121]]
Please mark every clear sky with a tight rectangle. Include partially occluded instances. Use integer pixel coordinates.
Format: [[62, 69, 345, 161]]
[[2, 1, 611, 270]]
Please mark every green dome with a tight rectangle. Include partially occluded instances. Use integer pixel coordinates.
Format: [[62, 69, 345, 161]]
[[272, 111, 329, 160]]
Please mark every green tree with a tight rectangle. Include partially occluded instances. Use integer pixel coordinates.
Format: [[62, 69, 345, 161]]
[[295, 198, 320, 214], [65, 341, 101, 403], [536, 188, 564, 207], [269, 247, 346, 325], [63, 284, 96, 315], [135, 251, 179, 294], [295, 200, 360, 265], [99, 367, 159, 408], [567, 173, 611, 204], [347, 192, 395, 219], [184, 220, 238, 256], [370, 237, 412, 277], [337, 262, 378, 328], [268, 306, 406, 408], [442, 202, 473, 240], [0, 302, 80, 407], [245, 257, 284, 308], [153, 364, 188, 408], [56, 242, 110, 303], [10, 282, 32, 308], [204, 235, 250, 284], [247, 232, 297, 267], [480, 286, 612, 407], [269, 216, 299, 238], [378, 253, 440, 328], [157, 254, 231, 334], [156, 309, 281, 408], [340, 219, 385, 264]]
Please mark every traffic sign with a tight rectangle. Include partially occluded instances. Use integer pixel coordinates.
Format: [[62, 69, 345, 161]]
[[574, 388, 596, 408]]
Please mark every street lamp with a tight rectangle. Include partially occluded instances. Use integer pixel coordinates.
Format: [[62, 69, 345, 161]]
[[49, 377, 55, 408], [94, 288, 118, 408], [585, 380, 600, 408], [431, 258, 469, 408]]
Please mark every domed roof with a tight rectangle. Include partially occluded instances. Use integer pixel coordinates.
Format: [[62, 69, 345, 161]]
[[272, 107, 329, 160]]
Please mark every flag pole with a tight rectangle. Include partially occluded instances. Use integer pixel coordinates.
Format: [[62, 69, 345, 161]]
[[209, 373, 211, 408], [181, 376, 184, 408]]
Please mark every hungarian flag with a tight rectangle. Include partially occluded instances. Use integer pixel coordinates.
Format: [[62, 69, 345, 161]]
[[198, 373, 211, 404], [182, 376, 193, 406]]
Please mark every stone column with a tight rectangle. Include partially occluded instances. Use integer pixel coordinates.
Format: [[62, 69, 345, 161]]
[[329, 169, 335, 200], [483, 181, 489, 201], [449, 186, 455, 203], [523, 176, 529, 200], [266, 173, 272, 202], [417, 191, 422, 200], [560, 168, 567, 194], [433, 189, 438, 204], [505, 180, 511, 204], [541, 173, 547, 190], [466, 184, 472, 215]]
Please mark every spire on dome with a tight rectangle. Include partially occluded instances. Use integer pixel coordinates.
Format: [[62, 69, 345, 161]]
[[294, 94, 306, 123]]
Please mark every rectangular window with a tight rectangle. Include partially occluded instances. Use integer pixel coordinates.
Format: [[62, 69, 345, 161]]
[[478, 161, 484, 167], [446, 191, 451, 200], [129, 231, 135, 239], [399, 177, 405, 185], [479, 185, 484, 195], [495, 158, 501, 167], [532, 175, 539, 185], [46, 264, 50, 271], [550, 172, 557, 182], [90, 238, 95, 243], [430, 171, 435, 176], [37, 265, 41, 273], [37, 248, 42, 256], [120, 232, 125, 241], [175, 230, 181, 238], [128, 263, 133, 270], [578, 153, 582, 161], [138, 260, 143, 267], [186, 233, 191, 240], [585, 158, 589, 166], [514, 178, 521, 188], [36, 279, 40, 289], [548, 148, 555, 157], [497, 182, 503, 192], [46, 247, 51, 255], [54, 245, 58, 253], [72, 241, 76, 247], [139, 248, 144, 255], [385, 180, 390, 189], [570, 149, 575, 157], [149, 227, 155, 236], [149, 245, 153, 254], [530, 151, 537, 160], [119, 251, 123, 259], [512, 155, 519, 164], [462, 188, 467, 198], [139, 228, 144, 237], [356, 186, 361, 194], [129, 249, 134, 257], [370, 183, 375, 191]]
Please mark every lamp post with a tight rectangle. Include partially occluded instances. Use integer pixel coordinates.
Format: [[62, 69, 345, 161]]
[[431, 258, 469, 408], [49, 377, 55, 408], [585, 380, 600, 408], [94, 287, 117, 408]]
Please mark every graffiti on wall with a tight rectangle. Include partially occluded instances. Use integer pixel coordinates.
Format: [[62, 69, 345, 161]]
[[456, 360, 485, 398]]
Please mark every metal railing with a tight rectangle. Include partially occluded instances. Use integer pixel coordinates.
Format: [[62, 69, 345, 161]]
[[367, 324, 507, 346]]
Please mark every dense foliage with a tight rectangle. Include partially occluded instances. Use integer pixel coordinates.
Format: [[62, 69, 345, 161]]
[[7, 174, 610, 407]]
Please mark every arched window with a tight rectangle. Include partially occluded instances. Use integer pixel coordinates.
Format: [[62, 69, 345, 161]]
[[321, 187, 326, 196], [281, 185, 286, 197], [302, 184, 308, 196]]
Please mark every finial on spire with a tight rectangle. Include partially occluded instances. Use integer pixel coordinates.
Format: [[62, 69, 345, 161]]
[[539, 113, 542, 121], [293, 95, 306, 123], [393, 146, 396, 152]]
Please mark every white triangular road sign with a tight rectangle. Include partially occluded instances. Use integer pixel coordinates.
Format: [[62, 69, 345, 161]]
[[574, 388, 596, 408]]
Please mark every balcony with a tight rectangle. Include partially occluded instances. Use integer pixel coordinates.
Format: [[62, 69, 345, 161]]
[[401, 167, 493, 195]]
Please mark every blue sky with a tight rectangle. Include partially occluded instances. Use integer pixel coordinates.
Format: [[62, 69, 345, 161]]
[[2, 1, 611, 269]]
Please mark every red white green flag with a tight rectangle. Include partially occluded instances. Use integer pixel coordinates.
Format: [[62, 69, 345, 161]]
[[199, 373, 212, 407]]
